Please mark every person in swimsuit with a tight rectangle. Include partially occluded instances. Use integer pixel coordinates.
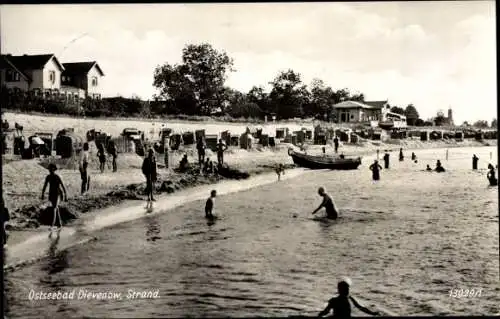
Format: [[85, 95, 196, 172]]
[[205, 190, 217, 218], [319, 278, 380, 318], [41, 164, 67, 230], [142, 149, 158, 202], [276, 164, 285, 181], [426, 164, 432, 171], [487, 164, 497, 186], [79, 142, 90, 195], [97, 144, 106, 173], [369, 160, 382, 181], [312, 187, 338, 220]]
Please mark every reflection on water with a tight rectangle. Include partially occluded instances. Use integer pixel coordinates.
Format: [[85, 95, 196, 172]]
[[5, 147, 499, 318]]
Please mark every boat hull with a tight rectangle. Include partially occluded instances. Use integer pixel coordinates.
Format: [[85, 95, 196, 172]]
[[288, 150, 362, 170]]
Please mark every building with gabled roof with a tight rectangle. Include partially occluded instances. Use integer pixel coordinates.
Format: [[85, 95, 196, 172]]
[[0, 53, 64, 91], [61, 61, 105, 99]]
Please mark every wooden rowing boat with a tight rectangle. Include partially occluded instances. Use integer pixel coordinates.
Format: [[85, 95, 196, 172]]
[[288, 148, 362, 170]]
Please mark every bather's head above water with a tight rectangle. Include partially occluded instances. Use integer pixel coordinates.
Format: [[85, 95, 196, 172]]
[[338, 277, 352, 296], [318, 187, 326, 196]]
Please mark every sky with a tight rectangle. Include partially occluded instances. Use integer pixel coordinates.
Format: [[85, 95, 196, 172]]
[[0, 2, 496, 124]]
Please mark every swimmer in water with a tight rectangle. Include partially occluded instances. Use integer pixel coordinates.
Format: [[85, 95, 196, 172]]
[[205, 190, 217, 218], [312, 187, 338, 220], [426, 164, 432, 171], [318, 277, 380, 318]]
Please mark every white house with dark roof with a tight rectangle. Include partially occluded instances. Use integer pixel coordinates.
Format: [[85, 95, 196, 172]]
[[0, 54, 65, 92], [333, 100, 389, 123], [61, 61, 105, 99], [0, 54, 104, 100]]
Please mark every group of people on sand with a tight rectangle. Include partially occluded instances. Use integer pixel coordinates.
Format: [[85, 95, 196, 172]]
[[78, 142, 118, 196]]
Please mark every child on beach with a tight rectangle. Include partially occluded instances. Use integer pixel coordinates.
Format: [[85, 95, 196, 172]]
[[276, 164, 285, 181], [318, 278, 380, 317], [97, 144, 106, 173], [41, 164, 67, 231], [205, 190, 217, 219]]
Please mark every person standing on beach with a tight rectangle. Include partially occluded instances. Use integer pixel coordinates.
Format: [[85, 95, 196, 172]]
[[41, 164, 67, 230], [333, 136, 339, 154], [411, 152, 417, 161], [109, 141, 118, 172], [276, 164, 285, 181], [369, 160, 382, 181], [205, 190, 217, 219], [216, 139, 228, 165], [318, 278, 380, 317], [97, 144, 106, 173], [312, 187, 338, 220], [472, 154, 479, 170], [2, 197, 10, 246], [383, 151, 390, 169], [196, 137, 206, 165], [142, 149, 158, 202], [399, 148, 404, 161], [79, 142, 91, 195]]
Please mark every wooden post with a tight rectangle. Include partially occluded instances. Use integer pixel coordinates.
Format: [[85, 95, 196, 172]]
[[446, 149, 449, 161], [377, 149, 380, 161]]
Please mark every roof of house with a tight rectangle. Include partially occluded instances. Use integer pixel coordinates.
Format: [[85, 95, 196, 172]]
[[62, 62, 104, 76], [364, 100, 388, 109], [333, 100, 383, 109], [2, 54, 64, 72], [0, 55, 31, 81]]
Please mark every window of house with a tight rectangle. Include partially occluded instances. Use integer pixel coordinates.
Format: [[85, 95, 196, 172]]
[[6, 70, 20, 82], [49, 71, 56, 83], [351, 114, 354, 119], [91, 77, 98, 86]]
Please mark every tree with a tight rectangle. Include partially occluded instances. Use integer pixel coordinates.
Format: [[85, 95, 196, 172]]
[[247, 86, 270, 114], [390, 106, 405, 115], [268, 69, 309, 119], [473, 120, 489, 128], [153, 43, 234, 115], [491, 118, 497, 128], [434, 115, 446, 126], [404, 104, 420, 126], [307, 78, 337, 120]]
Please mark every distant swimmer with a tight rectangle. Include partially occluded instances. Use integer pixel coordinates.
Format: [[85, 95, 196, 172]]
[[487, 164, 497, 186], [472, 154, 479, 170], [435, 160, 445, 173], [205, 190, 217, 219], [369, 160, 382, 181], [312, 187, 338, 220], [318, 277, 380, 318], [426, 164, 432, 171]]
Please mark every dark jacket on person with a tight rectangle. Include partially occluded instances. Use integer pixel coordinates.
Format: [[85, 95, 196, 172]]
[[142, 157, 157, 181]]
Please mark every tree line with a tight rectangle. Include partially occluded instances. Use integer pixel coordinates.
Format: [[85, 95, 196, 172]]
[[1, 43, 496, 128]]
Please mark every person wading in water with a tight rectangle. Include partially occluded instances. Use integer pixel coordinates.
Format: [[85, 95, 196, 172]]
[[472, 154, 479, 170], [318, 277, 380, 318], [435, 160, 445, 172], [383, 151, 390, 169], [369, 160, 383, 181], [41, 164, 67, 232], [487, 164, 497, 186], [142, 149, 158, 202], [205, 190, 217, 219], [399, 148, 404, 161], [312, 187, 339, 220], [79, 142, 90, 195]]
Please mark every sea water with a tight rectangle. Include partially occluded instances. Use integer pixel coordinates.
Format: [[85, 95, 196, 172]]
[[5, 146, 499, 317]]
